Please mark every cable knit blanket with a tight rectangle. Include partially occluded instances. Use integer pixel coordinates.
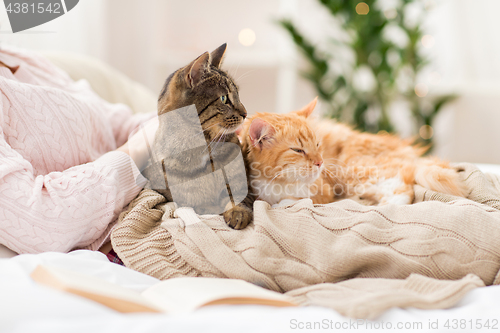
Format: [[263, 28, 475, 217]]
[[111, 163, 500, 318]]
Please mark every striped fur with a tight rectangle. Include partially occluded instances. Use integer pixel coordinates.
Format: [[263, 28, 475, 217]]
[[144, 44, 255, 229], [239, 97, 467, 206]]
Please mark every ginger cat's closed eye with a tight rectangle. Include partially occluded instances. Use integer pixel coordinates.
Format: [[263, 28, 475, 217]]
[[240, 98, 467, 206]]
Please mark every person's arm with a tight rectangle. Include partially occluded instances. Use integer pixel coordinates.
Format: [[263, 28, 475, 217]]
[[115, 116, 159, 172], [0, 129, 146, 254], [104, 101, 156, 148]]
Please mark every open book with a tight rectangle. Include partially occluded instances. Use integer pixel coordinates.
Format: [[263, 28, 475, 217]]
[[30, 265, 296, 314]]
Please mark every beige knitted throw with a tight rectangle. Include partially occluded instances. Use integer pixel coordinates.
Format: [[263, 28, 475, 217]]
[[111, 163, 500, 319]]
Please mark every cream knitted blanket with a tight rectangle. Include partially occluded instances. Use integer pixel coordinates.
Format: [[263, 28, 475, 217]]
[[111, 163, 500, 318]]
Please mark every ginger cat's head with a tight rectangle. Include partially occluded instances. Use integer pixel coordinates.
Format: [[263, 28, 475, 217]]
[[240, 98, 324, 203]]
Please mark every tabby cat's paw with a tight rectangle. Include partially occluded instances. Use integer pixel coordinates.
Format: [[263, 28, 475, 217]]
[[223, 205, 253, 230]]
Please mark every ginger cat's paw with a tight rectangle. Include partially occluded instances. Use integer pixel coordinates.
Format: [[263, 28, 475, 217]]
[[359, 177, 414, 206], [379, 193, 413, 205], [223, 204, 253, 230]]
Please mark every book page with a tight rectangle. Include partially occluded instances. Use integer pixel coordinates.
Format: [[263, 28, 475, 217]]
[[141, 277, 295, 314], [31, 265, 161, 313]]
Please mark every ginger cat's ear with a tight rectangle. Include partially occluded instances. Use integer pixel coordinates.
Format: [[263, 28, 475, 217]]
[[210, 43, 227, 68], [249, 118, 275, 150], [294, 97, 318, 118], [185, 52, 211, 88]]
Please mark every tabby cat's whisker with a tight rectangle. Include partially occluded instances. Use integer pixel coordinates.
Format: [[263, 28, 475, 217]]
[[251, 139, 264, 149], [204, 128, 225, 153], [231, 54, 245, 79], [213, 129, 228, 152], [235, 70, 256, 83], [211, 133, 225, 151], [196, 122, 221, 136]]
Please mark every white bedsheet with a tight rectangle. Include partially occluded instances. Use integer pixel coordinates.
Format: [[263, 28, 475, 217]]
[[1, 163, 500, 333], [2, 250, 500, 333]]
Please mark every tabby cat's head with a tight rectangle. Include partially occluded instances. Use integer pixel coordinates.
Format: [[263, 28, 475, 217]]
[[157, 43, 246, 138], [240, 98, 324, 184]]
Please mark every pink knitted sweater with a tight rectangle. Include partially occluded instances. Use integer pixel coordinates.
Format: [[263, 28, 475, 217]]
[[0, 46, 152, 254]]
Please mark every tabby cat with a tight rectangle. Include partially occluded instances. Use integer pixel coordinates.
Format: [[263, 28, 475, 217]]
[[239, 97, 466, 206], [142, 44, 255, 229]]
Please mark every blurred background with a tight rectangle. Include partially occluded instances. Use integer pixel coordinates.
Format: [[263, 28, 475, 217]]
[[0, 0, 499, 164]]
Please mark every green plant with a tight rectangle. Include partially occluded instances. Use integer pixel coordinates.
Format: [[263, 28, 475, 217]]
[[279, 0, 455, 149]]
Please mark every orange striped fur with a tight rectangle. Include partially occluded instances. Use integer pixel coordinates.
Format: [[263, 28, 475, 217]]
[[239, 98, 467, 206]]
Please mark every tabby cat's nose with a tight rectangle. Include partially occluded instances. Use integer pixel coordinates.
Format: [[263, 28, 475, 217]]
[[238, 107, 247, 119]]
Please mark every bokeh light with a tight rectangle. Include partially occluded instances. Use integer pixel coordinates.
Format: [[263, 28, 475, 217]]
[[384, 9, 397, 19], [238, 28, 256, 47], [415, 83, 428, 97], [419, 125, 434, 140], [421, 35, 435, 48], [424, 0, 436, 10], [356, 2, 369, 15]]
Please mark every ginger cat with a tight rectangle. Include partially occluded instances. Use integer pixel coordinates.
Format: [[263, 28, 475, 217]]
[[239, 98, 466, 206]]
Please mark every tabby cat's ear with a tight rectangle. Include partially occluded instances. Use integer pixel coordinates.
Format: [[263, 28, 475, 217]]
[[249, 118, 275, 150], [210, 43, 227, 68], [185, 52, 211, 88], [294, 97, 318, 118]]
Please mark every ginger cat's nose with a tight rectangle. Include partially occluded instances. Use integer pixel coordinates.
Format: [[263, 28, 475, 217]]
[[314, 160, 323, 168]]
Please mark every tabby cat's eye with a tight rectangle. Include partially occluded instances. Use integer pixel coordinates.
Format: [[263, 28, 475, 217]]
[[291, 148, 305, 154], [220, 95, 228, 104]]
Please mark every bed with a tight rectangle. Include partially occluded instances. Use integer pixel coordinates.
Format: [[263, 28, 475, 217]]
[[2, 53, 500, 332], [1, 166, 499, 333]]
